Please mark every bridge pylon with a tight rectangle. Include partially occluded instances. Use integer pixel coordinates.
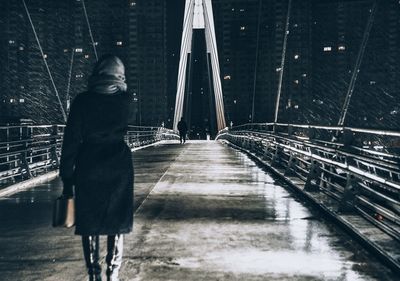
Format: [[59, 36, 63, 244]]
[[173, 0, 226, 132]]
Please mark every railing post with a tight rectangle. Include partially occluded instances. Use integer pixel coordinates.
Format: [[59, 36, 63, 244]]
[[19, 126, 32, 179], [250, 138, 256, 153], [339, 173, 357, 212], [308, 127, 316, 140], [6, 127, 11, 172], [342, 129, 354, 148], [304, 159, 321, 192], [50, 125, 60, 168], [242, 137, 248, 150], [339, 155, 357, 212], [284, 152, 297, 176], [271, 142, 281, 167], [262, 141, 270, 161], [287, 125, 293, 137]]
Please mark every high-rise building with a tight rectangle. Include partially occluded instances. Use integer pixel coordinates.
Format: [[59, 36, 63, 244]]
[[0, 0, 169, 127], [310, 0, 400, 129], [210, 0, 399, 128], [210, 0, 311, 126], [212, 0, 264, 126], [310, 0, 373, 126], [135, 0, 168, 126], [0, 0, 73, 124]]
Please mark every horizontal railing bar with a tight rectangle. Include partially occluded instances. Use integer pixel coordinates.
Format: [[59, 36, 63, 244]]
[[217, 123, 400, 242]]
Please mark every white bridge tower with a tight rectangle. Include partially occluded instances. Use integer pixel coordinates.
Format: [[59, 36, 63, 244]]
[[173, 0, 226, 132]]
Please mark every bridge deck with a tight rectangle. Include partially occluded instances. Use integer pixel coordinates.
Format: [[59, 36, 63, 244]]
[[0, 141, 396, 280]]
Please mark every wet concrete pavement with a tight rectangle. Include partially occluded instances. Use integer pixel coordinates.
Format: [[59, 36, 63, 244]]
[[0, 141, 396, 280]]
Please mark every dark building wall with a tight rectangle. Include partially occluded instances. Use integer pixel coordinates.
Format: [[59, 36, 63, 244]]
[[136, 0, 168, 126], [213, 0, 262, 126], [350, 0, 400, 129], [310, 0, 373, 126], [277, 0, 312, 124], [0, 0, 168, 127], [211, 0, 399, 128], [0, 0, 73, 124], [310, 0, 400, 129], [211, 0, 312, 126]]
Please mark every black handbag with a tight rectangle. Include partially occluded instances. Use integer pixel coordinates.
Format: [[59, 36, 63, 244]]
[[52, 196, 75, 228]]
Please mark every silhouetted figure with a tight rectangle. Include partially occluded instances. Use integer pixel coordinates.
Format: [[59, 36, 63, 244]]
[[60, 55, 133, 281], [177, 117, 188, 144]]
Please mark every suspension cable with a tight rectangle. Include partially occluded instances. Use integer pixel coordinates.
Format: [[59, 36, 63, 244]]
[[22, 0, 67, 122], [65, 48, 75, 113], [274, 0, 292, 123], [337, 1, 377, 126], [251, 0, 263, 123], [81, 0, 98, 61]]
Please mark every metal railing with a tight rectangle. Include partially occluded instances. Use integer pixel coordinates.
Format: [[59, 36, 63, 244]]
[[0, 125, 179, 188], [217, 123, 400, 241]]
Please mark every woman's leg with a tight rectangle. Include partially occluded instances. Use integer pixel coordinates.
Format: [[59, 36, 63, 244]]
[[106, 234, 124, 281], [82, 235, 102, 281]]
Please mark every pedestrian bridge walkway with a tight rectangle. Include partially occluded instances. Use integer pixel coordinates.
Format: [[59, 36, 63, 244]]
[[0, 141, 396, 280]]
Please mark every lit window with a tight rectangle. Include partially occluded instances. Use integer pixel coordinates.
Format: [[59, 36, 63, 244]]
[[129, 1, 136, 6], [94, 42, 98, 46], [294, 54, 300, 60], [84, 54, 90, 59], [369, 81, 376, 85], [240, 26, 246, 31], [276, 67, 282, 72], [19, 46, 24, 51], [8, 40, 15, 44], [64, 49, 69, 53], [294, 105, 299, 109], [75, 74, 84, 78], [233, 100, 237, 104], [338, 45, 346, 51], [293, 23, 298, 28], [224, 75, 231, 80], [239, 8, 245, 12], [302, 73, 307, 77], [9, 98, 16, 103], [116, 41, 123, 46], [231, 8, 235, 11], [294, 80, 299, 84], [75, 48, 83, 53], [19, 99, 25, 103], [323, 46, 332, 52]]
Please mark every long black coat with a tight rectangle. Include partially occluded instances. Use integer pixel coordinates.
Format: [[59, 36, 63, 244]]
[[60, 91, 133, 235]]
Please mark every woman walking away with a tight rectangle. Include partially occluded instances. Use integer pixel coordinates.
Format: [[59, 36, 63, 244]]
[[60, 55, 134, 281]]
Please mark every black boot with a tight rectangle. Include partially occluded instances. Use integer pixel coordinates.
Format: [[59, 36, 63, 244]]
[[106, 235, 123, 281], [82, 235, 102, 281]]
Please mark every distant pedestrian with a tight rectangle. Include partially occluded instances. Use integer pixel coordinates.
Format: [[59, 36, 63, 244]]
[[60, 54, 133, 281], [177, 117, 188, 144]]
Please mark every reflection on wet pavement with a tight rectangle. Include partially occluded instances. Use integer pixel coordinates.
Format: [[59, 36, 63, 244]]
[[126, 142, 395, 281], [0, 141, 396, 280]]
